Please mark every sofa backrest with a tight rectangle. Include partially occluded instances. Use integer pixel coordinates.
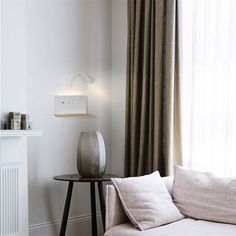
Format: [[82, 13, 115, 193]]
[[105, 176, 174, 231]]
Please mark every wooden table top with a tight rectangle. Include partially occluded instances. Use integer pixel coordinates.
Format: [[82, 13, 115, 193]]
[[53, 174, 121, 182]]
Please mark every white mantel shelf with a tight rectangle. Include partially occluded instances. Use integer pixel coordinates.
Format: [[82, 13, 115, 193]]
[[0, 130, 43, 137]]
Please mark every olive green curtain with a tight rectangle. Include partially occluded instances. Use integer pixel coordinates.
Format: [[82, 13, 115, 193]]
[[125, 0, 182, 177]]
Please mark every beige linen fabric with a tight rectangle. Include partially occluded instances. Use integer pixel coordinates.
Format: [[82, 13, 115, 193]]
[[111, 172, 183, 230], [105, 176, 174, 231], [105, 219, 236, 236], [173, 165, 236, 224]]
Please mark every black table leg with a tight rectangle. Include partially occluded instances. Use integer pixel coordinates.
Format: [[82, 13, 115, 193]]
[[90, 182, 97, 236], [98, 182, 105, 231], [59, 181, 74, 236]]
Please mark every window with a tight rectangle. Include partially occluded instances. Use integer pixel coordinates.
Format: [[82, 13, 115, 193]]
[[180, 0, 236, 176]]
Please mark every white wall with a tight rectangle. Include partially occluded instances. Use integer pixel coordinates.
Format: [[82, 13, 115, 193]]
[[26, 0, 111, 235], [1, 0, 127, 235], [1, 0, 26, 114], [1, 1, 29, 235], [111, 0, 127, 176]]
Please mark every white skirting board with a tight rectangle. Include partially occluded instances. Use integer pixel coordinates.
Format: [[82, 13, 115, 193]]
[[29, 213, 103, 236]]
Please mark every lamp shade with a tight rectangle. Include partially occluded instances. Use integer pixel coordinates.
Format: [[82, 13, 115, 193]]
[[77, 131, 106, 177]]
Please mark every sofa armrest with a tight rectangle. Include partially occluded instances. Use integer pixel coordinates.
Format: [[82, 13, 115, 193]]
[[105, 185, 129, 231], [162, 176, 174, 198]]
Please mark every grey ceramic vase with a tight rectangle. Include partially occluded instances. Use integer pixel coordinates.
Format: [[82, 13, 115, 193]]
[[77, 131, 106, 177]]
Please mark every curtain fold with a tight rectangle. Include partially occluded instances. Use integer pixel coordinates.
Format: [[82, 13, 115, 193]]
[[125, 0, 182, 177]]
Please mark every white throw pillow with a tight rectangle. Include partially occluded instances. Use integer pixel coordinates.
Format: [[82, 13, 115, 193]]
[[111, 171, 183, 230], [173, 165, 236, 224]]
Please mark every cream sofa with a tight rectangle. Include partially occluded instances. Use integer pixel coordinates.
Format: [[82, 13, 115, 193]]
[[104, 177, 236, 236]]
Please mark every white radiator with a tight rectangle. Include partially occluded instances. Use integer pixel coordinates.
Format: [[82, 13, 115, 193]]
[[0, 165, 19, 236]]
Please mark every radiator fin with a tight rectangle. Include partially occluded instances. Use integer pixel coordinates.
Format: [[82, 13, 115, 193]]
[[0, 166, 19, 235]]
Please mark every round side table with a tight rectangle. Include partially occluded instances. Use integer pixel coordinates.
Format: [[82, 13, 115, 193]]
[[53, 174, 120, 236]]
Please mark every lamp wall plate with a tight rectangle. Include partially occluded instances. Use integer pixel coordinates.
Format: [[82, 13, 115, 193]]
[[54, 95, 88, 116]]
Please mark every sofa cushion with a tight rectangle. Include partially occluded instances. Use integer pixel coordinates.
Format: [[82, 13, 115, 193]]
[[111, 172, 183, 230], [105, 176, 174, 231], [104, 218, 236, 236], [173, 165, 236, 225]]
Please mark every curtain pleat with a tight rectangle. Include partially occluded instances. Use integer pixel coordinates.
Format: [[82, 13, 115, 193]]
[[125, 0, 182, 177]]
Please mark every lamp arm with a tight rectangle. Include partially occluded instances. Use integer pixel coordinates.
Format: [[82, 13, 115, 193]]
[[66, 72, 95, 94], [66, 73, 79, 94]]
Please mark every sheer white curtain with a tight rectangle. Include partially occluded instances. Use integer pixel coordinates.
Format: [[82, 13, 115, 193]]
[[180, 0, 236, 177]]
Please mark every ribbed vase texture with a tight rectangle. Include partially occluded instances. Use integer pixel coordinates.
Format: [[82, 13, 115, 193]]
[[77, 131, 106, 177]]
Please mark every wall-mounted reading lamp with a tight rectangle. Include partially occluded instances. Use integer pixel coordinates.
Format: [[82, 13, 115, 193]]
[[54, 72, 95, 117]]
